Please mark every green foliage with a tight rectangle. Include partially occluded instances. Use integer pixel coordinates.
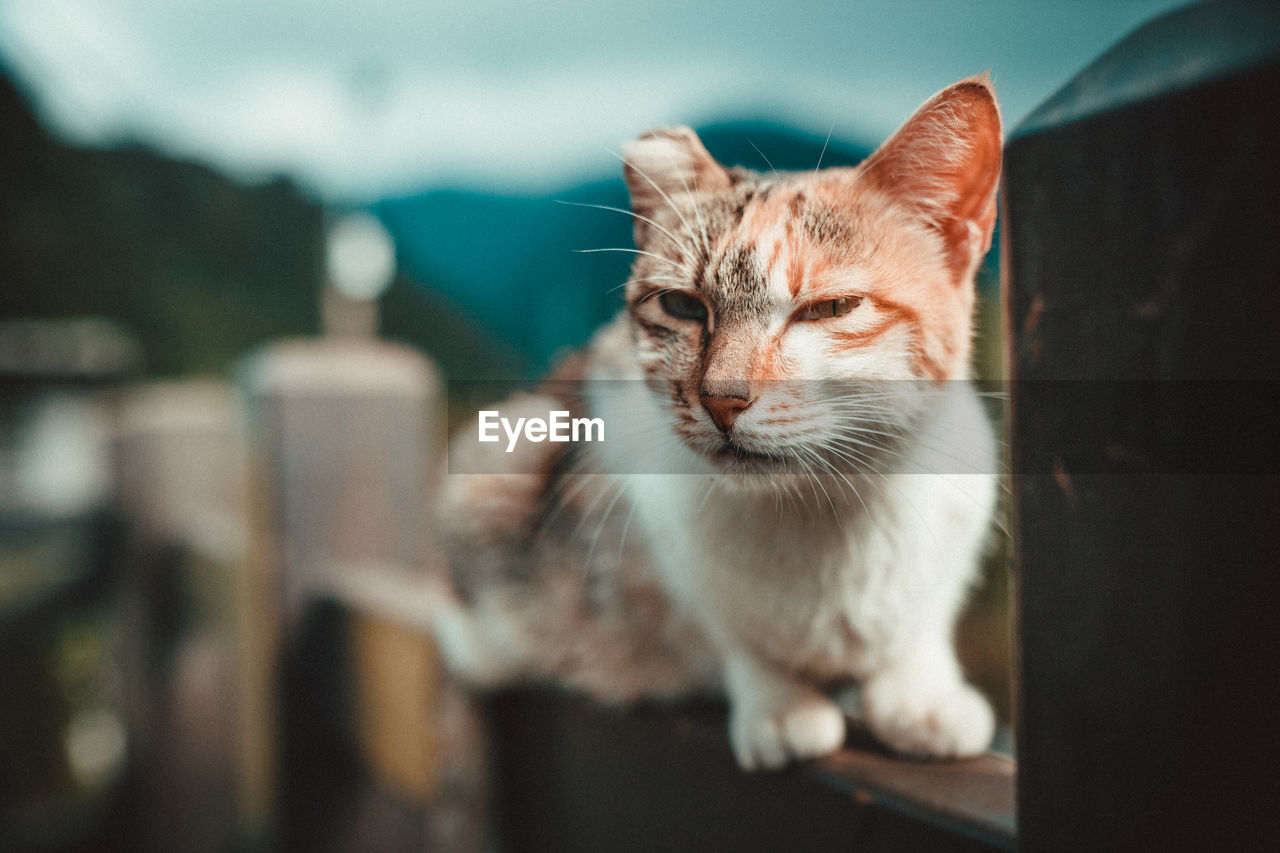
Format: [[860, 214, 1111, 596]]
[[0, 74, 326, 376]]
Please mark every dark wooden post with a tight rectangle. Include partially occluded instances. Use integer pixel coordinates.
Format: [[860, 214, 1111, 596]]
[[1002, 1, 1280, 849]]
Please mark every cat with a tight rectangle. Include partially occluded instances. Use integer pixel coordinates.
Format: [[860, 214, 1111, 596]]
[[431, 75, 1002, 770]]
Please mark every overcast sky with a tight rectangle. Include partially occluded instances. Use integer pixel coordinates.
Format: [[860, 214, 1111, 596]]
[[0, 0, 1187, 200]]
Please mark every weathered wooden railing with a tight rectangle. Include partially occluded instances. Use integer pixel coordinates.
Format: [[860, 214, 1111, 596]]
[[102, 1, 1280, 850]]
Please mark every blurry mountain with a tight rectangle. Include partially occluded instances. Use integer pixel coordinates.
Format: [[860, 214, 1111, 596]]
[[376, 123, 874, 374], [0, 69, 511, 379], [0, 71, 318, 376]]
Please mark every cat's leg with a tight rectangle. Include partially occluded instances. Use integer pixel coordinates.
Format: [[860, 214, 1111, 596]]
[[723, 650, 847, 770], [434, 393, 569, 688], [431, 591, 531, 689], [856, 465, 996, 758], [860, 634, 994, 759]]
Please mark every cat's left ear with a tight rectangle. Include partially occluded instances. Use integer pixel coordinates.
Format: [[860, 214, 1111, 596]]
[[860, 74, 1002, 284]]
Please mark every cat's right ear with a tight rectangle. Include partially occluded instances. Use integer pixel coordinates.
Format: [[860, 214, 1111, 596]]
[[859, 75, 1002, 286], [623, 127, 730, 246]]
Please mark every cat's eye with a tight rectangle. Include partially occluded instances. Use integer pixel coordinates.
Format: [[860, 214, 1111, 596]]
[[802, 296, 862, 321], [658, 290, 709, 322]]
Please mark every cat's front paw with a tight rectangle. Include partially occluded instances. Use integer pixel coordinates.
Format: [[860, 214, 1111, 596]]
[[729, 691, 846, 771], [862, 673, 994, 759]]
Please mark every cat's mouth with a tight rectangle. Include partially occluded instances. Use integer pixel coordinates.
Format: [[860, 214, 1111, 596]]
[[710, 440, 789, 473]]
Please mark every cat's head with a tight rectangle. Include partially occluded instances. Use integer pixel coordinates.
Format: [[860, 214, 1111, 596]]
[[619, 76, 1001, 476]]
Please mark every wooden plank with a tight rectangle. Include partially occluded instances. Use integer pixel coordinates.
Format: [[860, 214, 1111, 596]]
[[325, 568, 1016, 848], [485, 688, 1013, 853], [814, 731, 1015, 846]]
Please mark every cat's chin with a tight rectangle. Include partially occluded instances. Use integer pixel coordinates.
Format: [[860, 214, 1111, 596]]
[[698, 440, 868, 495], [705, 441, 794, 476]]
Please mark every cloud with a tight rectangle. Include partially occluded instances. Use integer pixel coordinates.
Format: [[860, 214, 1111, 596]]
[[118, 59, 769, 197], [1, 0, 161, 138], [0, 0, 1189, 199]]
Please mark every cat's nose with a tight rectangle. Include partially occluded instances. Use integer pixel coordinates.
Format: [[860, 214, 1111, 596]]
[[700, 390, 753, 433]]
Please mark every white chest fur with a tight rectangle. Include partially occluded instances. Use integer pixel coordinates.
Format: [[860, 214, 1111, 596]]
[[594, 376, 997, 684]]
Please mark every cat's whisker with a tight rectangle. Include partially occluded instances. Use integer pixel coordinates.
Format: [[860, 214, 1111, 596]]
[[795, 444, 865, 520], [839, 427, 998, 474], [748, 140, 783, 185], [535, 475, 594, 539], [696, 476, 719, 512], [534, 453, 608, 537], [615, 496, 640, 567], [810, 435, 885, 472], [814, 433, 1009, 534], [557, 199, 697, 260], [613, 152, 710, 264], [788, 448, 831, 515], [575, 247, 688, 271], [813, 119, 836, 177], [583, 482, 629, 577], [806, 445, 888, 501], [810, 457, 849, 521], [674, 157, 715, 263], [607, 274, 690, 296], [823, 430, 902, 457], [785, 438, 947, 548]]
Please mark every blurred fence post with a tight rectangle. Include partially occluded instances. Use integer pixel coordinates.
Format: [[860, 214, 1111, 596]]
[[240, 337, 484, 851], [114, 380, 254, 851], [1002, 2, 1280, 849], [240, 339, 438, 626]]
